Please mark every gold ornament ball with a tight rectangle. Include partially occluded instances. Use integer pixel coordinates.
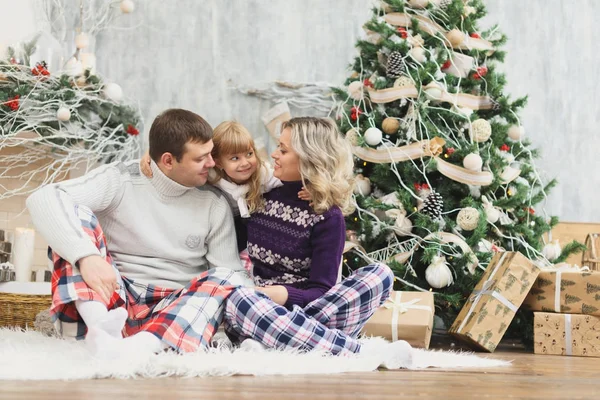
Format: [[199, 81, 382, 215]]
[[394, 75, 414, 88], [457, 207, 480, 231], [345, 128, 360, 146], [382, 118, 400, 135], [470, 119, 492, 142], [446, 29, 465, 47]]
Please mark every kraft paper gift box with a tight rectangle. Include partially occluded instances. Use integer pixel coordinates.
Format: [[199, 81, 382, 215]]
[[361, 290, 434, 349], [523, 266, 600, 316], [449, 251, 540, 352], [534, 312, 600, 358]]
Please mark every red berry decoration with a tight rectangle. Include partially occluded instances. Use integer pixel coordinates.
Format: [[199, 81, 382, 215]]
[[6, 95, 20, 111], [350, 106, 363, 121], [32, 62, 50, 76], [473, 65, 488, 80], [126, 125, 140, 136], [446, 147, 456, 155], [397, 27, 408, 39], [470, 32, 481, 39], [441, 60, 452, 70], [363, 78, 374, 88], [500, 144, 510, 152]]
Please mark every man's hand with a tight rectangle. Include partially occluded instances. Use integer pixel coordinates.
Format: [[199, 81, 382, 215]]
[[255, 285, 289, 306], [139, 151, 153, 178], [78, 255, 118, 304]]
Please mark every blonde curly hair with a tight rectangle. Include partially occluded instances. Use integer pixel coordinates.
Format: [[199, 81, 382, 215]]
[[281, 117, 355, 215]]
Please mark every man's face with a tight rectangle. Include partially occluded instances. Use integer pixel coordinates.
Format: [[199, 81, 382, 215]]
[[169, 140, 216, 187]]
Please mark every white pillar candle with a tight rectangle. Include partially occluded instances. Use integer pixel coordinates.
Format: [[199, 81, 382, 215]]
[[13, 228, 35, 283], [79, 52, 96, 74]]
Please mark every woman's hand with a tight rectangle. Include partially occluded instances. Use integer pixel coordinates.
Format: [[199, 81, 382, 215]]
[[255, 285, 288, 306], [139, 152, 153, 178], [298, 187, 312, 202]]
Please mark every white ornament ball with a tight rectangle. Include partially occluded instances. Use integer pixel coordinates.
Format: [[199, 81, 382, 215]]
[[468, 184, 481, 199], [425, 255, 454, 289], [364, 127, 383, 146], [75, 33, 90, 49], [408, 0, 430, 9], [409, 47, 427, 63], [380, 192, 403, 209], [542, 240, 561, 261], [354, 174, 372, 196], [484, 206, 500, 224], [424, 82, 445, 101], [120, 0, 135, 13], [457, 207, 480, 231], [507, 125, 525, 141], [470, 119, 492, 142], [64, 57, 83, 76], [348, 80, 364, 100], [56, 107, 71, 121], [463, 153, 483, 171], [345, 128, 360, 146], [103, 83, 123, 102]]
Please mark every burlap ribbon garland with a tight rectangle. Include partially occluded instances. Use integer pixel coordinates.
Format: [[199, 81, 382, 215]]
[[367, 83, 494, 110], [382, 13, 495, 53], [344, 231, 479, 274], [353, 137, 493, 186]]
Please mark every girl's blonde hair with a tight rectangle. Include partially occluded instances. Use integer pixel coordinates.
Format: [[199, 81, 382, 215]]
[[212, 121, 264, 213], [281, 117, 355, 215]]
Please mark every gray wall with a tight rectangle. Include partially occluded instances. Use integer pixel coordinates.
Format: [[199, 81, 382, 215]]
[[26, 0, 600, 222]]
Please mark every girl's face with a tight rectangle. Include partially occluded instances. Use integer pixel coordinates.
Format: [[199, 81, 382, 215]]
[[271, 128, 302, 182], [217, 147, 258, 184]]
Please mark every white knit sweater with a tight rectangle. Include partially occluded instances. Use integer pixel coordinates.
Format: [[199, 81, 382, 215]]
[[26, 160, 252, 289]]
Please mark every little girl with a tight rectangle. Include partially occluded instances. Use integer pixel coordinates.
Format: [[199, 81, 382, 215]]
[[140, 121, 308, 252]]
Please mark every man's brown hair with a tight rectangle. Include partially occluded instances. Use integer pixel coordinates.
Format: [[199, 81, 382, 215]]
[[149, 109, 213, 162]]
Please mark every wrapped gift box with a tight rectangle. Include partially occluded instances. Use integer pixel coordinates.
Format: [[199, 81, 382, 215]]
[[534, 312, 600, 358], [361, 290, 434, 349], [449, 251, 540, 352], [523, 267, 600, 316]]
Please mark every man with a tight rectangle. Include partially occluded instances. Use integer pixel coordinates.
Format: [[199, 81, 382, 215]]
[[27, 108, 252, 357]]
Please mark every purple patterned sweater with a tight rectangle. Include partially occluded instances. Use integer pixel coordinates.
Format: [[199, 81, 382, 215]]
[[247, 180, 346, 309]]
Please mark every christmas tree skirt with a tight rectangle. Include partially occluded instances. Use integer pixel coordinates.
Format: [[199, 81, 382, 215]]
[[0, 329, 509, 380]]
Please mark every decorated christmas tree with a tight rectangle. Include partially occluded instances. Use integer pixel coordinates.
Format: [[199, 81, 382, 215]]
[[0, 1, 140, 202], [333, 0, 584, 344]]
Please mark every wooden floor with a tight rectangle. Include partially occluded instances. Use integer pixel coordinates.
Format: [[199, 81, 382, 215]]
[[0, 347, 598, 400]]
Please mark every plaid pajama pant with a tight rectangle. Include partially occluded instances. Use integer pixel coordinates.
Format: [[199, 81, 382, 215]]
[[223, 263, 394, 356], [49, 205, 247, 353]]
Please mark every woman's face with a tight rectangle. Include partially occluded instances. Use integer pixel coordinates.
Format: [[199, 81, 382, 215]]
[[271, 128, 302, 182]]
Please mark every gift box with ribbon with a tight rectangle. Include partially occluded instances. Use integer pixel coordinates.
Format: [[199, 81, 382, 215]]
[[523, 265, 600, 316], [361, 290, 434, 348], [449, 251, 540, 352], [534, 312, 600, 358]]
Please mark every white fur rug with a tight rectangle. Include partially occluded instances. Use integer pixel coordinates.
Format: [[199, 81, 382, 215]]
[[0, 329, 510, 380]]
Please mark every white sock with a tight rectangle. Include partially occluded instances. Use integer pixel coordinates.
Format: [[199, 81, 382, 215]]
[[76, 300, 127, 338], [360, 339, 413, 369], [96, 307, 128, 338], [240, 338, 268, 351], [75, 300, 108, 328], [86, 328, 164, 360]]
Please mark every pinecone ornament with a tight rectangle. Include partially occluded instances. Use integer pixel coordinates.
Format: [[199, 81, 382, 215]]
[[491, 99, 501, 111], [422, 191, 444, 219], [386, 52, 405, 78]]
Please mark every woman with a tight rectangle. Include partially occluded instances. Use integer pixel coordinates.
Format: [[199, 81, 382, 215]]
[[223, 117, 412, 368]]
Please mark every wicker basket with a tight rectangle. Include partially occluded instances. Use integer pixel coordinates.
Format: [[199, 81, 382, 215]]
[[0, 291, 52, 329], [582, 233, 600, 271]]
